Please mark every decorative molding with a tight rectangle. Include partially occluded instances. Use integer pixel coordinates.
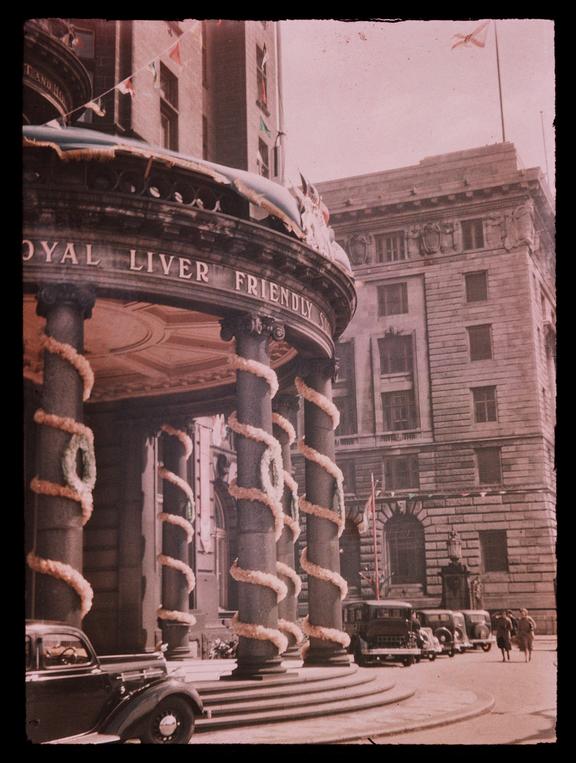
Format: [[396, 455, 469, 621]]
[[36, 282, 96, 319], [220, 313, 285, 342], [297, 356, 338, 382]]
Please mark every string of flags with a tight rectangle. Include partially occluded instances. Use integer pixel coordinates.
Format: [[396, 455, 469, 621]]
[[364, 486, 551, 502], [44, 20, 200, 129]]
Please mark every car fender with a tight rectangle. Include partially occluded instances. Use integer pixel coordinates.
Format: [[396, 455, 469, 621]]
[[100, 678, 203, 738]]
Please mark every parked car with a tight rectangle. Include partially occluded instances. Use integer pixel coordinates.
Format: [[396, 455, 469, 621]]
[[416, 626, 443, 661], [452, 611, 473, 651], [460, 609, 495, 652], [416, 609, 466, 656], [26, 620, 203, 744], [343, 600, 420, 667]]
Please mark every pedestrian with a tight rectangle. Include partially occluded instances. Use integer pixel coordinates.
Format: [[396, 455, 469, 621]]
[[517, 608, 537, 662], [507, 609, 519, 637], [494, 610, 513, 662]]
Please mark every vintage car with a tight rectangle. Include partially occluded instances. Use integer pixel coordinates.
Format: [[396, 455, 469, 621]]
[[460, 609, 495, 652], [415, 626, 443, 661], [415, 609, 468, 656], [343, 600, 420, 667], [452, 611, 473, 650], [26, 620, 203, 744]]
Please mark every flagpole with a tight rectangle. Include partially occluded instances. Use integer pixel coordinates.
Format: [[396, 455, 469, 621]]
[[370, 473, 380, 600], [494, 20, 506, 142]]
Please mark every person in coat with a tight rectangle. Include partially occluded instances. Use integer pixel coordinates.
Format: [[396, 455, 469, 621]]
[[517, 608, 537, 662], [494, 610, 513, 662]]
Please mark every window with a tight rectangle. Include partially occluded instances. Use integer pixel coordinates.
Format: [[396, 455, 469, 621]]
[[376, 231, 406, 263], [472, 386, 498, 422], [161, 104, 178, 151], [384, 454, 419, 490], [41, 634, 92, 668], [335, 397, 356, 436], [461, 219, 484, 250], [385, 515, 426, 585], [337, 460, 357, 494], [378, 334, 413, 374], [335, 342, 354, 383], [378, 283, 408, 316], [256, 45, 269, 112], [382, 390, 418, 431], [73, 28, 95, 60], [467, 324, 492, 361], [160, 63, 178, 109], [257, 138, 269, 178], [479, 530, 509, 572], [475, 447, 502, 484], [465, 271, 488, 302], [160, 64, 178, 151]]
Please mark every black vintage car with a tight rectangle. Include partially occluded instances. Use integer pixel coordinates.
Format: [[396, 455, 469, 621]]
[[415, 609, 469, 656], [460, 609, 495, 652], [343, 600, 420, 667], [25, 620, 203, 744]]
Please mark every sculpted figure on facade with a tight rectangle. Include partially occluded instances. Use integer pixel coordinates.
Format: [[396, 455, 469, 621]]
[[292, 184, 335, 262], [406, 225, 422, 257], [348, 233, 370, 265], [439, 221, 456, 253], [420, 222, 442, 255], [487, 200, 536, 253]]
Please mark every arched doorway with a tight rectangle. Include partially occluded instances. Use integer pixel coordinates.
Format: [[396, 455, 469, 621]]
[[340, 518, 361, 598], [384, 514, 426, 587], [213, 483, 238, 612]]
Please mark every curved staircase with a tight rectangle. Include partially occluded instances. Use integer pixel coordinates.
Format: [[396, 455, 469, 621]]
[[186, 664, 415, 733]]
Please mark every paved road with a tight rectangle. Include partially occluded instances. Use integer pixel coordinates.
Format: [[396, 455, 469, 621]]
[[345, 637, 557, 745]]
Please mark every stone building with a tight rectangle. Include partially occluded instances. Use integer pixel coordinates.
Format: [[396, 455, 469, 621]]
[[315, 143, 556, 633], [23, 18, 356, 676]]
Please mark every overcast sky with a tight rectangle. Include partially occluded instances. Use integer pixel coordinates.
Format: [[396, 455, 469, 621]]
[[280, 19, 555, 193]]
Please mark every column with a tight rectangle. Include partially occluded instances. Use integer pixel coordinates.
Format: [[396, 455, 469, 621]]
[[32, 283, 95, 626], [159, 423, 194, 658], [301, 358, 351, 667], [220, 313, 287, 679], [273, 395, 301, 660]]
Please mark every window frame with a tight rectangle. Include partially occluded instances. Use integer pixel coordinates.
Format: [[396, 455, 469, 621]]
[[257, 138, 270, 178], [465, 270, 488, 302], [378, 333, 414, 375], [383, 453, 420, 490], [381, 389, 418, 431], [376, 231, 407, 263], [472, 385, 498, 423], [475, 446, 502, 485], [467, 324, 493, 361], [377, 282, 409, 317], [256, 44, 269, 114], [479, 529, 509, 572], [461, 218, 485, 251]]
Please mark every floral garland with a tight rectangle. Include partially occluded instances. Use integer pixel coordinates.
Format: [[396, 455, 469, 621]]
[[230, 559, 288, 602], [229, 353, 279, 399], [157, 425, 196, 627], [272, 412, 296, 445], [230, 613, 288, 655], [278, 618, 305, 645], [276, 561, 302, 598], [41, 334, 95, 401], [227, 480, 285, 541], [27, 335, 96, 619], [295, 375, 349, 651]]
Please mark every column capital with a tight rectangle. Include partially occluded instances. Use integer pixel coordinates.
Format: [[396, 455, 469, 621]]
[[141, 417, 194, 441], [36, 283, 96, 319], [272, 394, 300, 418], [298, 356, 338, 382], [220, 312, 285, 342]]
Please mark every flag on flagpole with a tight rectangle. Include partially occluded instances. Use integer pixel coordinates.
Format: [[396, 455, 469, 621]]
[[259, 116, 272, 137], [451, 20, 490, 50], [117, 78, 135, 98], [85, 98, 106, 117], [148, 60, 161, 89], [358, 492, 373, 534], [169, 40, 182, 66]]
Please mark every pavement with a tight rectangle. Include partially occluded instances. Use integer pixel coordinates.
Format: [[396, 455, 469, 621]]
[[160, 639, 558, 744]]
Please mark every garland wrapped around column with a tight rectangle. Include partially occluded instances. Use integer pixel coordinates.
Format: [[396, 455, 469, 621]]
[[226, 352, 289, 655], [28, 334, 96, 619], [294, 375, 350, 651], [157, 424, 196, 627]]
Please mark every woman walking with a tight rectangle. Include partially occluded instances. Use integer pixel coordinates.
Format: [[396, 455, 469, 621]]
[[494, 610, 513, 662], [517, 608, 537, 662]]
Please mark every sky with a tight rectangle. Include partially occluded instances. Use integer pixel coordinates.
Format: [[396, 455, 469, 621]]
[[280, 19, 555, 194]]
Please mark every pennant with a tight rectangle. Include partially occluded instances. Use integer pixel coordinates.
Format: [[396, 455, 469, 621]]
[[76, 110, 90, 123], [259, 116, 272, 137], [169, 40, 182, 66], [85, 98, 106, 117], [45, 119, 63, 129], [117, 78, 135, 98], [261, 44, 268, 67], [148, 60, 161, 89], [451, 20, 490, 50]]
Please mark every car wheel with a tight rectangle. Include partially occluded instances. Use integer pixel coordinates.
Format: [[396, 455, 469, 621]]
[[428, 653, 436, 661], [481, 643, 492, 653], [139, 696, 195, 744], [402, 656, 415, 667], [448, 648, 455, 657]]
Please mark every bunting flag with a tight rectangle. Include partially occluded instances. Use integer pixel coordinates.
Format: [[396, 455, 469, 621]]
[[117, 78, 135, 98], [148, 60, 161, 89], [451, 20, 490, 50], [169, 40, 182, 66], [261, 44, 269, 67], [259, 116, 272, 137], [85, 98, 106, 117], [46, 119, 63, 129]]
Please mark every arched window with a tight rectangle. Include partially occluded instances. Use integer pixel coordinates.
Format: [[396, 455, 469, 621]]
[[384, 514, 426, 585], [340, 519, 361, 598]]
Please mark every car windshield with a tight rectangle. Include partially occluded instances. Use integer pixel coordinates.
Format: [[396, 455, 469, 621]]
[[468, 614, 487, 623], [423, 613, 450, 623], [370, 608, 410, 619]]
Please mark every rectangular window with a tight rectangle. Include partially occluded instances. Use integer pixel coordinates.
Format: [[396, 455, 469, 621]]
[[465, 271, 488, 302], [467, 324, 492, 361], [337, 460, 357, 494], [335, 397, 356, 436], [461, 219, 485, 250], [384, 454, 420, 490], [479, 530, 509, 572], [256, 45, 269, 112], [161, 103, 178, 151], [378, 334, 413, 374], [472, 386, 497, 423], [382, 390, 418, 431], [475, 447, 502, 484], [376, 231, 406, 263], [335, 342, 354, 383], [257, 139, 270, 178], [160, 63, 179, 109], [378, 283, 408, 316]]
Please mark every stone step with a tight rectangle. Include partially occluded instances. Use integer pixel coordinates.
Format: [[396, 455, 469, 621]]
[[200, 669, 375, 705], [195, 664, 356, 696], [196, 682, 416, 732], [205, 677, 390, 717]]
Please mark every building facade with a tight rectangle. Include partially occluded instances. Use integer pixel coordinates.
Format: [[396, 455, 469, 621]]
[[23, 18, 356, 675], [315, 143, 557, 633]]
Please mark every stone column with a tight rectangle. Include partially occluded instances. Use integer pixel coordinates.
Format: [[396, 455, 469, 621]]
[[33, 283, 95, 626], [220, 313, 286, 679], [160, 423, 193, 659], [273, 395, 301, 660], [301, 358, 350, 667]]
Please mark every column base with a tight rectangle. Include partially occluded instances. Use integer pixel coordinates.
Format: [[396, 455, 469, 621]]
[[161, 622, 192, 660], [220, 655, 293, 681], [281, 645, 303, 661], [303, 646, 352, 668]]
